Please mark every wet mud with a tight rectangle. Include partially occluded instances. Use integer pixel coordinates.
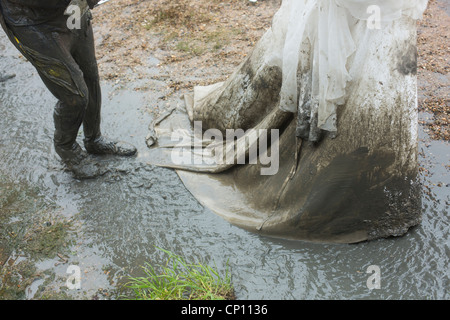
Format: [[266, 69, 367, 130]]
[[0, 1, 448, 300]]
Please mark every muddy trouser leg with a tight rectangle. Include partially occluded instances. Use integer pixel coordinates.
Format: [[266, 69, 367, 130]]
[[72, 11, 102, 144], [5, 22, 90, 164]]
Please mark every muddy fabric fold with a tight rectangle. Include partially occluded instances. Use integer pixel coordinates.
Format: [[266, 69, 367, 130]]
[[146, 0, 428, 243]]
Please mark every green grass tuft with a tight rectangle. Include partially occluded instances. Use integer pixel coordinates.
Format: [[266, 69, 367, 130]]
[[124, 248, 235, 300]]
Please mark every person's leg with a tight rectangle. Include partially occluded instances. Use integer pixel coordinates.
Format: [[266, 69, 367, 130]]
[[6, 22, 90, 165], [72, 11, 136, 156]]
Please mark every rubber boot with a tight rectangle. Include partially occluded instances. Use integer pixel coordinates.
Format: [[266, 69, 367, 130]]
[[84, 136, 137, 156]]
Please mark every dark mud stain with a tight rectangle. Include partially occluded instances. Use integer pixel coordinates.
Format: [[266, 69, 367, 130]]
[[397, 44, 418, 76], [238, 64, 283, 130], [285, 147, 421, 243]]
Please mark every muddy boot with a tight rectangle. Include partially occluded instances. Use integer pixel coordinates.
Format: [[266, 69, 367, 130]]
[[55, 142, 88, 166], [84, 136, 137, 157]]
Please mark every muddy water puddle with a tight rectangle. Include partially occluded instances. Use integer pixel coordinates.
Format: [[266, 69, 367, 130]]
[[1, 30, 449, 300]]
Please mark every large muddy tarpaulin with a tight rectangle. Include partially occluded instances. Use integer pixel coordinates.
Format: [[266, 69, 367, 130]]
[[145, 0, 429, 243]]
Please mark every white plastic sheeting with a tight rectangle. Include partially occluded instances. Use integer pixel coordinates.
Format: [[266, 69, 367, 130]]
[[276, 0, 428, 132], [145, 0, 428, 242]]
